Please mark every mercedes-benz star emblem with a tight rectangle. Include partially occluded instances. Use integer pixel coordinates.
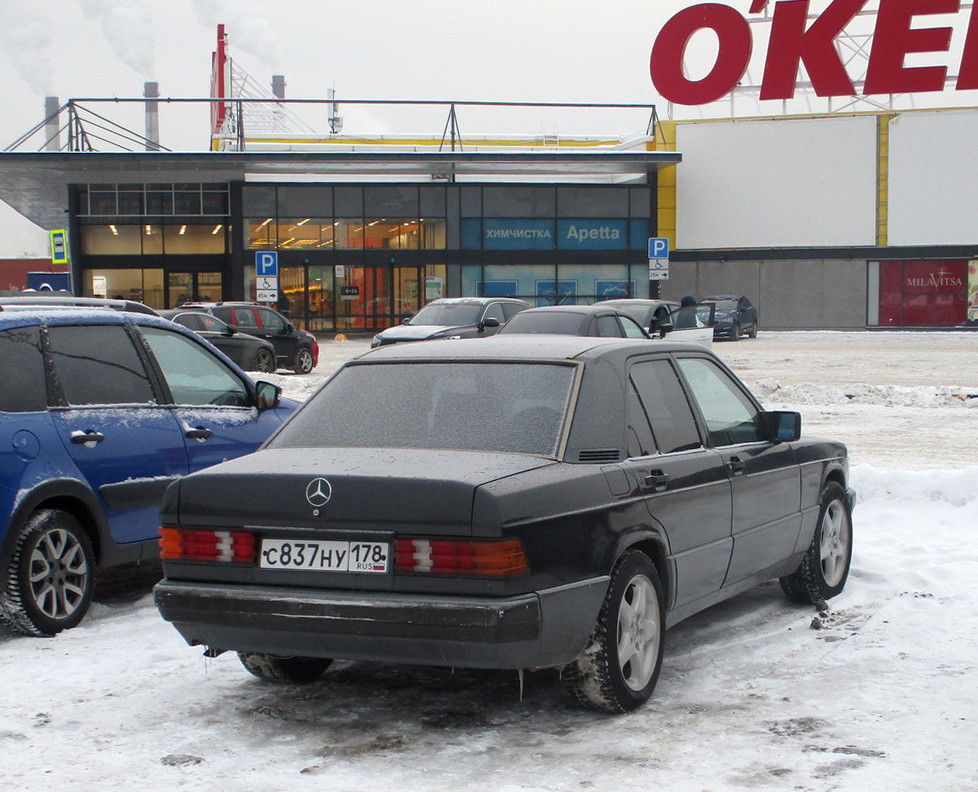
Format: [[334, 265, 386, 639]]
[[305, 478, 332, 508]]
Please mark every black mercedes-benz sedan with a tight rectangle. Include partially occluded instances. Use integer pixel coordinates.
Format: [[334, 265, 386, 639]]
[[155, 336, 854, 713]]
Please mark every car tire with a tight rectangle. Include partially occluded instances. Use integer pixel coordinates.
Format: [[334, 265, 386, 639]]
[[238, 652, 332, 683], [780, 482, 853, 604], [293, 347, 315, 375], [563, 550, 665, 713], [0, 509, 94, 636], [253, 347, 275, 373]]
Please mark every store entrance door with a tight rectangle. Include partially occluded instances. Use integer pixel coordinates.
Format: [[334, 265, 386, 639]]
[[168, 272, 223, 308], [334, 264, 423, 330]]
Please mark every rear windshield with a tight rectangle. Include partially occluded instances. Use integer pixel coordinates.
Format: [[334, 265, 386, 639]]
[[409, 302, 483, 326], [272, 361, 577, 456]]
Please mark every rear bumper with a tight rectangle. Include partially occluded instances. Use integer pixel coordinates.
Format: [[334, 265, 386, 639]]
[[155, 576, 609, 670]]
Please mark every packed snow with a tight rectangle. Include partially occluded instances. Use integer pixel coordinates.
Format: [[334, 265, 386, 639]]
[[2, 331, 976, 792]]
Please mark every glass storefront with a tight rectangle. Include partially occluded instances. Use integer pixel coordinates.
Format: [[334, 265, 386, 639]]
[[879, 260, 970, 326], [244, 262, 447, 331], [462, 262, 649, 306], [74, 181, 654, 331]]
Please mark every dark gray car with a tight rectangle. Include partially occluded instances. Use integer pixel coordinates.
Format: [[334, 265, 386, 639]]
[[371, 297, 531, 347], [155, 336, 854, 713], [160, 310, 277, 373]]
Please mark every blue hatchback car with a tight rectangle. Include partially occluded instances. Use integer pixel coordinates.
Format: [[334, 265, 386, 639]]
[[0, 303, 298, 636]]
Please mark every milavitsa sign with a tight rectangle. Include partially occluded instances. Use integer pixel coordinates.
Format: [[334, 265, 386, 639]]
[[651, 1, 978, 105]]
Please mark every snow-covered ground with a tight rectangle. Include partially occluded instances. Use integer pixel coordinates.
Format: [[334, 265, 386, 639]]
[[2, 331, 976, 792]]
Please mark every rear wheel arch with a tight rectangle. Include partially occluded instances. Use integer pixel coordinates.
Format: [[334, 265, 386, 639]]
[[3, 486, 105, 569], [613, 536, 671, 608]]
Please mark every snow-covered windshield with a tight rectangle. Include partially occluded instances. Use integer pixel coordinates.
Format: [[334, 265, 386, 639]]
[[705, 299, 738, 312], [272, 361, 576, 456], [408, 302, 483, 326]]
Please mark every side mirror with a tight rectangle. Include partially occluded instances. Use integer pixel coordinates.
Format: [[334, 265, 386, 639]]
[[255, 381, 282, 410], [479, 317, 501, 332], [657, 321, 673, 339], [224, 324, 238, 337], [761, 411, 801, 443]]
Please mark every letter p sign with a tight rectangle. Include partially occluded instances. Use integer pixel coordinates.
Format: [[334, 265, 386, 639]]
[[648, 238, 670, 260], [256, 251, 278, 277]]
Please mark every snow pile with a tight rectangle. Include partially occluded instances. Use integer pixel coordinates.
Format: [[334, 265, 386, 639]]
[[754, 379, 978, 409]]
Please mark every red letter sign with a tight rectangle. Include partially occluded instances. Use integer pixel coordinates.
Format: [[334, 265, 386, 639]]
[[864, 0, 958, 95], [760, 0, 865, 100], [651, 4, 752, 104]]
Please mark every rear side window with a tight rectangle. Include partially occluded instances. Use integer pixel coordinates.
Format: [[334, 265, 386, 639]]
[[630, 360, 702, 454], [0, 326, 47, 412], [47, 325, 156, 406]]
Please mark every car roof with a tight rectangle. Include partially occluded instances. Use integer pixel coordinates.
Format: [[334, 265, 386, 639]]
[[509, 304, 633, 317], [358, 333, 705, 363], [601, 299, 678, 307], [424, 297, 530, 306], [0, 295, 159, 315], [0, 304, 175, 330]]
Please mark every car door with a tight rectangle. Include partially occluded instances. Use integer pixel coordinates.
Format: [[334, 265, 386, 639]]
[[45, 323, 190, 544], [256, 306, 297, 365], [138, 325, 284, 471], [667, 304, 715, 347], [624, 357, 733, 609], [675, 355, 802, 584]]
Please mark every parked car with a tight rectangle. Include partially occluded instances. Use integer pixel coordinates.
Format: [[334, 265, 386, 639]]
[[601, 298, 715, 348], [182, 302, 319, 373], [160, 310, 277, 373], [701, 295, 759, 340], [497, 304, 651, 338], [0, 303, 299, 636], [370, 297, 531, 348], [155, 335, 854, 713]]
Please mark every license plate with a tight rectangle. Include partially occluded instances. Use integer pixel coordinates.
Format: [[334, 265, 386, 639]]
[[259, 539, 389, 573]]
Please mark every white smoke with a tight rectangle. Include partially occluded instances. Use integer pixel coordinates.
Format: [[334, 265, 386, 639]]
[[0, 2, 55, 94], [192, 0, 281, 68], [79, 0, 155, 77]]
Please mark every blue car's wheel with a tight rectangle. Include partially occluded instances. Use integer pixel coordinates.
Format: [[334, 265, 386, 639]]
[[1, 509, 94, 636]]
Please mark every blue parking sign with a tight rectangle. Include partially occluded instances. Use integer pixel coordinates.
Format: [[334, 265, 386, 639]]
[[648, 238, 669, 260], [256, 251, 278, 277]]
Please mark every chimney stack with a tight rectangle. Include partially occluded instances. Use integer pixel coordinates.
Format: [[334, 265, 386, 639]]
[[144, 81, 160, 151], [44, 96, 61, 151]]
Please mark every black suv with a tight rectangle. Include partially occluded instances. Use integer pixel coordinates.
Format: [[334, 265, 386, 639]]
[[182, 302, 319, 374]]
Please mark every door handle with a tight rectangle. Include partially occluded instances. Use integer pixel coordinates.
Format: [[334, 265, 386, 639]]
[[70, 430, 105, 445], [185, 427, 214, 441], [727, 457, 746, 475], [643, 470, 669, 492]]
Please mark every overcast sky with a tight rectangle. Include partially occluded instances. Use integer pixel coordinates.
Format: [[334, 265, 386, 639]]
[[1, 1, 975, 257]]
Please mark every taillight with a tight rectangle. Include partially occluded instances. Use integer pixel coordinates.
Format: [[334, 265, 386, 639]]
[[394, 538, 529, 578], [159, 527, 256, 564]]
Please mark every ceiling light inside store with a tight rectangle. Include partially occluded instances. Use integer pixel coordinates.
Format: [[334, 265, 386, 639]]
[[212, 225, 223, 235]]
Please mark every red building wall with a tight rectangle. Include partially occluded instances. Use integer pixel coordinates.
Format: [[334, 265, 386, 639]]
[[0, 258, 67, 292]]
